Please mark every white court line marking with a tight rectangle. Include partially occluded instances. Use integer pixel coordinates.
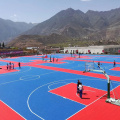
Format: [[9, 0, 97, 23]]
[[76, 89, 96, 99], [27, 82, 54, 120], [20, 75, 40, 81], [2, 57, 120, 118], [27, 78, 108, 119], [76, 93, 80, 98], [0, 66, 32, 84], [40, 71, 58, 76], [48, 82, 67, 90], [48, 82, 86, 105], [0, 100, 26, 120], [27, 80, 79, 119], [0, 66, 32, 76], [0, 75, 40, 86], [76, 89, 96, 98], [0, 80, 20, 86], [66, 92, 107, 120], [0, 68, 69, 86], [49, 91, 86, 105], [84, 90, 96, 92], [47, 77, 108, 92], [66, 84, 120, 120]]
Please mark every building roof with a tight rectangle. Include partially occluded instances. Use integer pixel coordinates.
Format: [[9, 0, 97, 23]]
[[64, 45, 120, 49]]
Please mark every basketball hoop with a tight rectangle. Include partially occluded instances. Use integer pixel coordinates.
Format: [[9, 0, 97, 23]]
[[84, 61, 94, 72], [83, 61, 120, 106]]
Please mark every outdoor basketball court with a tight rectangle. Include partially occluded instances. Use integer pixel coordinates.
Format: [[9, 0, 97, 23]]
[[0, 54, 120, 120]]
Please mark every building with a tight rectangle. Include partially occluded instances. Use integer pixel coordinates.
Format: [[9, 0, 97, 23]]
[[45, 47, 60, 54], [26, 47, 39, 50], [64, 45, 120, 54]]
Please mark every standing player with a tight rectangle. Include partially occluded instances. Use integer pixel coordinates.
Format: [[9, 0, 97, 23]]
[[98, 62, 100, 69], [53, 57, 54, 62], [12, 63, 14, 69], [77, 80, 81, 93], [113, 60, 116, 67], [78, 83, 83, 99], [7, 63, 8, 70], [79, 53, 80, 58], [18, 62, 21, 68]]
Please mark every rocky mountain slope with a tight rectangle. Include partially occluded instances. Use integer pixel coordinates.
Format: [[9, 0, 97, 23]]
[[8, 7, 120, 47], [0, 18, 36, 43]]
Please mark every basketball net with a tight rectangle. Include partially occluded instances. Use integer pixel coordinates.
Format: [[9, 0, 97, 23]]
[[83, 61, 120, 106]]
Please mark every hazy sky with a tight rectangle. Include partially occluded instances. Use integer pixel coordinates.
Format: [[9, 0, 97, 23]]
[[0, 0, 120, 23]]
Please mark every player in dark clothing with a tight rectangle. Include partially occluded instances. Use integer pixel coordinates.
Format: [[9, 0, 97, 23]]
[[12, 63, 14, 69], [79, 53, 80, 58], [77, 80, 81, 93], [7, 63, 8, 70], [50, 55, 52, 62], [71, 52, 72, 57], [18, 62, 21, 68], [53, 57, 54, 62], [98, 62, 100, 69], [78, 83, 83, 99], [113, 60, 116, 67]]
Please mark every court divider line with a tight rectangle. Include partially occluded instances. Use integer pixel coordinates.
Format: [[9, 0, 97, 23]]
[[27, 77, 109, 119], [66, 83, 120, 120], [0, 100, 26, 120]]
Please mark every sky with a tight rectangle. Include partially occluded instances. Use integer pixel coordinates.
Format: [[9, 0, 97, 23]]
[[0, 0, 120, 23]]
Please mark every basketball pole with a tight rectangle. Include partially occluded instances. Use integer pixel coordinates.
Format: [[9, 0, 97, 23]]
[[103, 71, 110, 98], [93, 70, 110, 98], [88, 69, 110, 99], [85, 62, 120, 106]]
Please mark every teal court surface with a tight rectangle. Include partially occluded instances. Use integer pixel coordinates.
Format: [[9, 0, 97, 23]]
[[0, 54, 120, 120]]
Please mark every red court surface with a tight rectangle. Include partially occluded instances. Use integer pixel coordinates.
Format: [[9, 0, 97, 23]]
[[0, 55, 120, 120], [29, 64, 120, 82], [111, 67, 120, 71], [31, 59, 66, 64], [0, 69, 19, 74], [68, 87, 120, 120], [50, 83, 120, 120], [49, 83, 106, 105], [75, 59, 120, 64], [68, 95, 120, 120], [0, 100, 25, 120], [0, 59, 20, 74]]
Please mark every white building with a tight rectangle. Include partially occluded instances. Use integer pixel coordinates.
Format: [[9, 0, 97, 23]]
[[64, 45, 120, 54], [26, 47, 39, 50]]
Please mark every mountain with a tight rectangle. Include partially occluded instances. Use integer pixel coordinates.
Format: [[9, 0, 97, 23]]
[[0, 18, 36, 43], [24, 7, 120, 36], [24, 8, 93, 37], [7, 34, 69, 48], [86, 7, 120, 29], [8, 7, 120, 47]]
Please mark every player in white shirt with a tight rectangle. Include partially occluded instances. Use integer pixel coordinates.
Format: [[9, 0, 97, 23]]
[[78, 83, 83, 98]]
